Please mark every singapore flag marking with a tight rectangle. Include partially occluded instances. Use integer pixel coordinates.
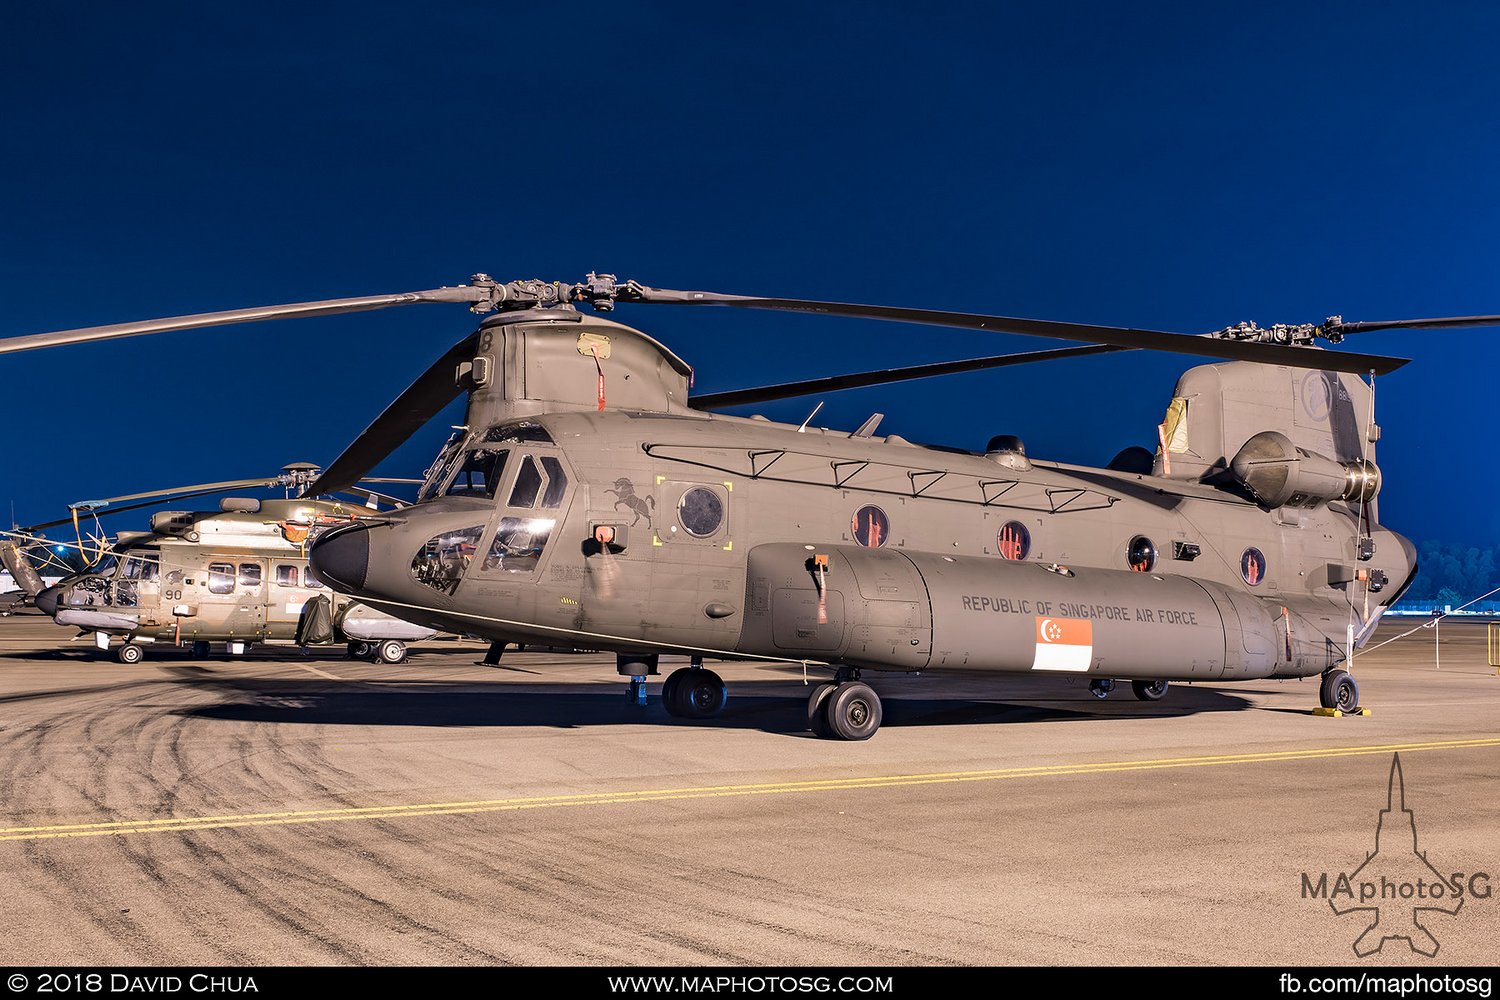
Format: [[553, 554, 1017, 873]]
[[1031, 616, 1093, 672]]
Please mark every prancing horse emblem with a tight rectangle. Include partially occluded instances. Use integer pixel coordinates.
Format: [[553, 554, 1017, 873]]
[[606, 478, 655, 526]]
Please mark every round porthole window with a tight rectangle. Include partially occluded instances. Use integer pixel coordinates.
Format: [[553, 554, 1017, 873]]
[[997, 521, 1030, 560], [678, 487, 724, 537], [1241, 547, 1267, 586], [851, 505, 889, 547], [1127, 535, 1157, 572]]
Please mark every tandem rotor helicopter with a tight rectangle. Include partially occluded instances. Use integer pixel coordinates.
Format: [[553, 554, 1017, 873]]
[[5, 273, 1496, 738], [1, 464, 438, 663]]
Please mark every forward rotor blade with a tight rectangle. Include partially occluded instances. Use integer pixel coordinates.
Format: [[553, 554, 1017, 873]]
[[304, 334, 478, 497], [628, 287, 1409, 376], [0, 286, 490, 356], [691, 344, 1126, 410]]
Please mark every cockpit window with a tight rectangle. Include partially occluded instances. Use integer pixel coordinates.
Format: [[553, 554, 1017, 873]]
[[419, 436, 468, 502], [411, 525, 486, 593], [445, 448, 510, 499], [482, 517, 555, 574], [484, 422, 554, 445], [539, 457, 568, 509], [114, 554, 159, 607], [507, 455, 544, 508]]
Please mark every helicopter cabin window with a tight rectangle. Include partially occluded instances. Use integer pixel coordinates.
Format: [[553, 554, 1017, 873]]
[[275, 565, 299, 587], [445, 448, 510, 499], [239, 563, 262, 589], [679, 487, 725, 537], [484, 423, 554, 445], [208, 563, 235, 595], [483, 517, 555, 574], [507, 455, 544, 508], [411, 525, 486, 593], [539, 457, 569, 508], [1127, 536, 1157, 572]]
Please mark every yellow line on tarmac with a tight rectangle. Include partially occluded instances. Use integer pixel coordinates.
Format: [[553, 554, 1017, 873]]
[[3, 736, 1497, 843]]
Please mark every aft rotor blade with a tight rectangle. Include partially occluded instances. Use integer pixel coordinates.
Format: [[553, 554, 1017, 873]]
[[0, 286, 491, 356], [304, 334, 478, 497], [627, 287, 1409, 376], [1331, 314, 1500, 335], [691, 344, 1126, 410]]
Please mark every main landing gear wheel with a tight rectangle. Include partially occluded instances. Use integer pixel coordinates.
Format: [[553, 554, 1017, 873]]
[[116, 643, 144, 665], [1088, 678, 1115, 700], [824, 682, 882, 741], [347, 640, 372, 659], [807, 682, 838, 737], [1320, 669, 1359, 712], [1131, 679, 1169, 702], [670, 668, 727, 719], [375, 639, 407, 664]]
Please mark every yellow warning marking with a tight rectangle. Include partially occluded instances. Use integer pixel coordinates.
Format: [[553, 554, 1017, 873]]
[[3, 737, 1496, 843]]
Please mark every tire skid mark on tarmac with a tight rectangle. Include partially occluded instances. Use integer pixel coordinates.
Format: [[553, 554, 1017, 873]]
[[4, 736, 1496, 843]]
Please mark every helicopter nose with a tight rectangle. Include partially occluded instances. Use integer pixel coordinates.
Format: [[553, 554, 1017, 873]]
[[34, 585, 61, 616], [310, 521, 370, 592]]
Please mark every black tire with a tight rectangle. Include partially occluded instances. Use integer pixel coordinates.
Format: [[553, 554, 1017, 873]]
[[376, 639, 406, 664], [825, 682, 882, 741], [1131, 679, 1169, 702], [676, 668, 727, 719], [807, 682, 838, 736], [117, 643, 144, 665], [1320, 670, 1359, 712], [661, 667, 691, 717], [1088, 678, 1114, 700]]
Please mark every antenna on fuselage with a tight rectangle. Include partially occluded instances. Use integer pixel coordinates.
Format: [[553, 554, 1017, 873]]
[[797, 401, 824, 433]]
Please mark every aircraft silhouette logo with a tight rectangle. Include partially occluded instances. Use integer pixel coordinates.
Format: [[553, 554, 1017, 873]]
[[1326, 754, 1462, 957]]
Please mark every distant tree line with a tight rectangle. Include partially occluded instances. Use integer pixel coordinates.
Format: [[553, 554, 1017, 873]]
[[1403, 540, 1500, 607]]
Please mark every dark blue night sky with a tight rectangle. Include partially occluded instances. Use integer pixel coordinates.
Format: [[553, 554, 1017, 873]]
[[4, 3, 1498, 544]]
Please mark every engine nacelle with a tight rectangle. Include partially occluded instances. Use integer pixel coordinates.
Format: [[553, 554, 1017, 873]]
[[1230, 430, 1379, 509]]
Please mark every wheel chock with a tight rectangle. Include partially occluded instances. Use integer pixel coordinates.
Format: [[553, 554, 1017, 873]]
[[1312, 706, 1372, 718]]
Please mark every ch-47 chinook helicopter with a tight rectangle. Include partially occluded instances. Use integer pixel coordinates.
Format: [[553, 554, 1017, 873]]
[[0, 464, 438, 663], [5, 274, 1496, 738]]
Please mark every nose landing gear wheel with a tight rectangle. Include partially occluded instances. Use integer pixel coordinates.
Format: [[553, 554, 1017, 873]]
[[116, 643, 144, 665], [661, 668, 688, 717], [1088, 678, 1115, 699], [806, 682, 838, 737], [673, 668, 727, 719], [1320, 669, 1359, 712], [1131, 679, 1169, 701], [824, 681, 882, 741]]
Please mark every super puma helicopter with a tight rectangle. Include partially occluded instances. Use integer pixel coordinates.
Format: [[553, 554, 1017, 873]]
[[6, 274, 1489, 739], [1, 464, 438, 663]]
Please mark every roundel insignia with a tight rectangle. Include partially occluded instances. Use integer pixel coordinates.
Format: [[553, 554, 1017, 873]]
[[1299, 371, 1332, 421], [851, 505, 889, 548], [1241, 547, 1267, 586]]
